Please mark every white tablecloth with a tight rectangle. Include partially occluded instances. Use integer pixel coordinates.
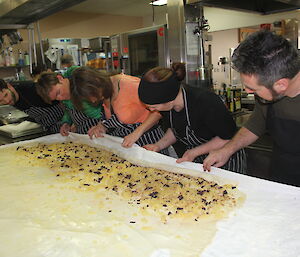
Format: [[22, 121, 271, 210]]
[[1, 133, 299, 257]]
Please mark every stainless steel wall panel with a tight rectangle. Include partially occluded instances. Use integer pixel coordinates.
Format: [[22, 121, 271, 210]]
[[167, 0, 186, 64]]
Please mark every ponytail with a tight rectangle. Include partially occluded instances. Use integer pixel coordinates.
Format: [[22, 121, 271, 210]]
[[171, 62, 186, 81]]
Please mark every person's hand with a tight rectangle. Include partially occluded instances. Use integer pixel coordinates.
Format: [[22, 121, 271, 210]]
[[203, 148, 231, 171], [122, 132, 140, 148], [143, 144, 160, 152], [70, 124, 76, 133], [60, 123, 71, 136], [88, 123, 107, 139], [176, 149, 196, 163]]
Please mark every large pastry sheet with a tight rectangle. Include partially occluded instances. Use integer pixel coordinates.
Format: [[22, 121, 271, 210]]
[[1, 133, 300, 257]]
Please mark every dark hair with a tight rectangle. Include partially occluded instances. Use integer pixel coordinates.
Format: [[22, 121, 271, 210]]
[[71, 66, 114, 110], [232, 30, 300, 88], [36, 72, 59, 104], [61, 54, 73, 65], [143, 62, 186, 83], [31, 64, 46, 77], [0, 79, 8, 90]]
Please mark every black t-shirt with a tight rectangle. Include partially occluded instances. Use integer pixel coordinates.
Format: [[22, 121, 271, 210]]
[[10, 81, 64, 133], [12, 81, 58, 110], [161, 86, 237, 141]]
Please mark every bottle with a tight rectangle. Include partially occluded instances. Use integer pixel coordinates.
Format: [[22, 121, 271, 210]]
[[4, 49, 10, 66], [15, 68, 19, 80], [9, 48, 16, 66], [24, 51, 30, 65], [19, 68, 26, 81], [18, 49, 24, 66], [213, 81, 219, 94], [0, 52, 4, 67], [235, 88, 242, 111], [226, 86, 235, 112], [220, 83, 228, 109], [229, 89, 234, 112]]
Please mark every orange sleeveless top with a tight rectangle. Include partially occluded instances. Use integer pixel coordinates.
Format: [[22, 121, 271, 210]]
[[103, 75, 150, 124]]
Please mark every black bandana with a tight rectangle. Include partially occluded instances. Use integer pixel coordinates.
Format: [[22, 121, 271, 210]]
[[138, 73, 181, 105]]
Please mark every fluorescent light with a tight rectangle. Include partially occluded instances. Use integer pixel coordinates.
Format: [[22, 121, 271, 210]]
[[150, 0, 167, 6]]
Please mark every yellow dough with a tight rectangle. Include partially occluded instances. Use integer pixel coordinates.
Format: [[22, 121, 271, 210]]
[[0, 141, 244, 257]]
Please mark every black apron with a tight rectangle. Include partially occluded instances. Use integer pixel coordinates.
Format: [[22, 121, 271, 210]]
[[266, 104, 300, 186], [170, 88, 246, 174], [65, 106, 101, 135]]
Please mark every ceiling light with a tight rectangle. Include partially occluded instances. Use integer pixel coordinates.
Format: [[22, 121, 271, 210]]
[[150, 0, 167, 6]]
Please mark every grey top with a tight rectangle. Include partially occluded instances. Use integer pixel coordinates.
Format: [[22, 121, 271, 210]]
[[244, 94, 300, 136]]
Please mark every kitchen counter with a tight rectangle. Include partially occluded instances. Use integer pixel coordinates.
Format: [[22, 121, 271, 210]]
[[0, 132, 47, 146]]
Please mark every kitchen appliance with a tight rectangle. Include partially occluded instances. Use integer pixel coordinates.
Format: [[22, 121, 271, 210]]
[[0, 120, 43, 138], [89, 37, 109, 52], [87, 36, 111, 71], [0, 105, 28, 125], [0, 105, 43, 138], [110, 24, 169, 76], [41, 38, 86, 70], [167, 0, 213, 88]]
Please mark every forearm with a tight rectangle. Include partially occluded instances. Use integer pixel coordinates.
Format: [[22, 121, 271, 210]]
[[191, 136, 229, 157], [222, 127, 259, 155], [132, 111, 161, 137], [155, 128, 177, 150]]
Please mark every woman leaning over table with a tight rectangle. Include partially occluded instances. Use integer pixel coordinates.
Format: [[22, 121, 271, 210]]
[[138, 62, 246, 173], [70, 66, 167, 153], [37, 71, 103, 135]]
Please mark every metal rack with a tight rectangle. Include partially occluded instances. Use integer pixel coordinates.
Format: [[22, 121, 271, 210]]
[[0, 21, 45, 74]]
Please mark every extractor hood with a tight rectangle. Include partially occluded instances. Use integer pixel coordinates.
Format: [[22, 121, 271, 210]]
[[186, 0, 300, 14], [0, 0, 87, 24]]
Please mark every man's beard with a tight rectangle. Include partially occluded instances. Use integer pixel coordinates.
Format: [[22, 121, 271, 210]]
[[256, 88, 285, 104]]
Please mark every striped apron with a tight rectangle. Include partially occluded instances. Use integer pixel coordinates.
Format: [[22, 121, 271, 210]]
[[24, 104, 64, 134], [102, 112, 167, 154], [170, 88, 246, 174], [65, 107, 101, 135]]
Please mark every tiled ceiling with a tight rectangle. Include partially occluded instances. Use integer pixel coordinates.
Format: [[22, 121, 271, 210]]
[[67, 0, 167, 17]]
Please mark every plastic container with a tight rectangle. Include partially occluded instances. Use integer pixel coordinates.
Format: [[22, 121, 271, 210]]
[[24, 51, 30, 65]]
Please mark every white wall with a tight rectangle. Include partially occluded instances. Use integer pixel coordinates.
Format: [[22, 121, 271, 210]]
[[204, 7, 299, 31], [39, 11, 143, 38], [207, 29, 240, 87], [203, 7, 300, 86], [143, 8, 167, 27]]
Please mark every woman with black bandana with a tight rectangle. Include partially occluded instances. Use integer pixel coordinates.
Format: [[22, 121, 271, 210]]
[[138, 62, 246, 174]]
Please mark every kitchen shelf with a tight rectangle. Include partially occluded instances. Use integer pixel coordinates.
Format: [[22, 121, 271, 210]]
[[0, 65, 29, 69]]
